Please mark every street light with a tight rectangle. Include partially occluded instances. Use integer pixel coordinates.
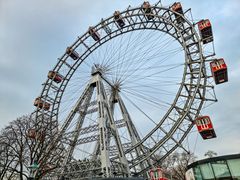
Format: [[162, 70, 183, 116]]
[[28, 161, 39, 180]]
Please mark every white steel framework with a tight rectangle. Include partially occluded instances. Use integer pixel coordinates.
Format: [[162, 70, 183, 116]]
[[30, 1, 219, 179]]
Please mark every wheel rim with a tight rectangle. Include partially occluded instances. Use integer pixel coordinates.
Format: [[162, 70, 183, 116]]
[[34, 5, 214, 177]]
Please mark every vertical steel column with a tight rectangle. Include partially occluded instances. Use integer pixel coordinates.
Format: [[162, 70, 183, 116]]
[[94, 72, 130, 177], [95, 74, 111, 177], [36, 82, 93, 177], [101, 83, 130, 177], [61, 86, 94, 168], [117, 94, 153, 170]]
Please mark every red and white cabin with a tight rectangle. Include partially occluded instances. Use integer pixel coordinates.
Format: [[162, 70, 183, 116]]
[[88, 26, 101, 41], [143, 1, 151, 10], [48, 71, 63, 83], [66, 47, 79, 60], [171, 2, 183, 13], [34, 97, 50, 111], [147, 167, 169, 180], [27, 129, 45, 142], [27, 129, 36, 139], [197, 19, 213, 44], [171, 2, 184, 23], [114, 11, 125, 28], [195, 116, 216, 140], [210, 58, 228, 85], [142, 1, 154, 20]]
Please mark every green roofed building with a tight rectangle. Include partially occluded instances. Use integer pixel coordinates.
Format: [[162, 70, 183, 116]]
[[185, 154, 240, 180]]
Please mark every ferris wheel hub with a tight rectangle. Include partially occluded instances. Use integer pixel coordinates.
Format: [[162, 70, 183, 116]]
[[91, 64, 103, 76]]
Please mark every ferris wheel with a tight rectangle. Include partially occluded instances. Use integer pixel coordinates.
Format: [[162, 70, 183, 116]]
[[30, 1, 228, 179]]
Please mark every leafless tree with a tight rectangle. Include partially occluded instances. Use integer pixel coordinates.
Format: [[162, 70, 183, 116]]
[[0, 135, 18, 179], [0, 117, 30, 180], [204, 150, 217, 158], [161, 151, 196, 180], [0, 115, 64, 180]]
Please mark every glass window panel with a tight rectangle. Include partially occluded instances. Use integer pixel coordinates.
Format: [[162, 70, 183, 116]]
[[200, 163, 215, 180], [193, 166, 203, 180], [227, 159, 240, 179], [212, 160, 231, 179]]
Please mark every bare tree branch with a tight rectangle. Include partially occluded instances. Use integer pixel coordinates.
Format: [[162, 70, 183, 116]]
[[0, 115, 64, 179]]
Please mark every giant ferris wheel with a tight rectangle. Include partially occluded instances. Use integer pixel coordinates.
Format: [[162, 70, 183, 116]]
[[31, 1, 228, 179]]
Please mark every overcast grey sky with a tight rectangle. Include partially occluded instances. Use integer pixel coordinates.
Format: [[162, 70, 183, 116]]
[[0, 0, 240, 159]]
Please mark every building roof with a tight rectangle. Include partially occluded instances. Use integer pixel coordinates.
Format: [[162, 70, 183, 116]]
[[187, 153, 240, 169]]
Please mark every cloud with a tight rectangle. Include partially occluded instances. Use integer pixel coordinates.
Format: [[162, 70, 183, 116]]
[[218, 0, 240, 17]]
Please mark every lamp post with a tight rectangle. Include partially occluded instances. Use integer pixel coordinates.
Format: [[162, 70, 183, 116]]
[[28, 161, 39, 180]]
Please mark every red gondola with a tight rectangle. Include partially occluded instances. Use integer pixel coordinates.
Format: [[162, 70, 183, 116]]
[[171, 2, 184, 23], [198, 19, 213, 44], [88, 27, 101, 41], [142, 1, 154, 20], [66, 47, 79, 60], [36, 131, 46, 142], [147, 167, 169, 180], [195, 116, 216, 140], [114, 11, 125, 28], [27, 129, 45, 142], [210, 58, 228, 85], [42, 164, 54, 176], [27, 129, 36, 139], [48, 71, 63, 83], [34, 97, 50, 111]]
